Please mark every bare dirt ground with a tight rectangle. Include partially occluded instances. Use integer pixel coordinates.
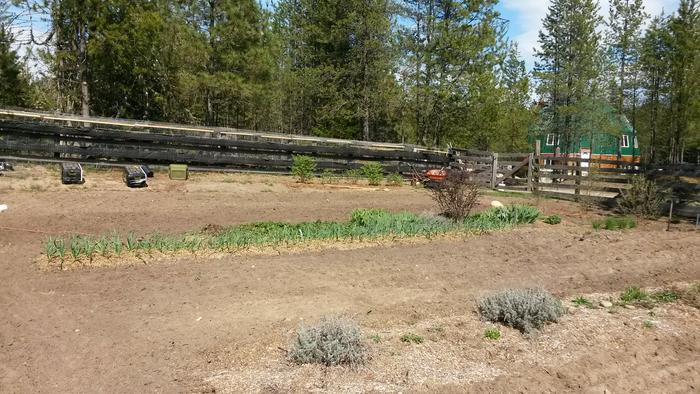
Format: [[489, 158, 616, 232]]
[[1, 164, 699, 393]]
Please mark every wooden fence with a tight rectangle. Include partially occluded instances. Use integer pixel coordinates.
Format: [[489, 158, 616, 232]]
[[448, 148, 530, 191], [1, 108, 697, 217], [0, 116, 449, 173]]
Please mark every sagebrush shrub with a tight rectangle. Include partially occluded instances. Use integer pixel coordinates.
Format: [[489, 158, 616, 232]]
[[288, 316, 366, 366], [478, 288, 564, 334], [617, 175, 666, 217], [291, 155, 317, 183], [430, 171, 481, 220]]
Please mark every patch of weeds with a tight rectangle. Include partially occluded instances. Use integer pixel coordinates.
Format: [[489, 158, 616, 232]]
[[344, 169, 362, 184], [592, 216, 636, 231], [680, 283, 700, 308], [571, 296, 593, 308], [400, 333, 424, 344], [321, 169, 338, 184], [478, 288, 565, 334], [386, 173, 404, 187], [651, 289, 680, 303], [369, 334, 381, 343], [620, 286, 648, 303], [643, 320, 655, 329], [288, 316, 366, 367], [543, 214, 561, 225], [484, 327, 501, 340]]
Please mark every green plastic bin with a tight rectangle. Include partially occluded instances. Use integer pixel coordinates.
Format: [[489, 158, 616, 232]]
[[169, 164, 188, 180]]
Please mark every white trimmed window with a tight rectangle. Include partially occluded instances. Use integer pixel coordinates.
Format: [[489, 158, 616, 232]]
[[621, 135, 630, 148], [546, 134, 556, 146]]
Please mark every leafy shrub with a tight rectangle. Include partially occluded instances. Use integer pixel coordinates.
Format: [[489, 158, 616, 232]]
[[617, 175, 667, 218], [344, 169, 362, 184], [291, 155, 317, 183], [361, 163, 384, 186], [543, 214, 561, 225], [430, 171, 481, 220], [399, 333, 423, 344], [484, 327, 501, 340], [592, 216, 636, 230], [288, 316, 366, 366], [478, 288, 565, 334], [386, 172, 404, 186], [620, 286, 648, 303]]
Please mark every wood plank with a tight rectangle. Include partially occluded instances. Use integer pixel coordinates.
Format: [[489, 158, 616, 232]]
[[534, 163, 642, 174], [535, 155, 635, 165]]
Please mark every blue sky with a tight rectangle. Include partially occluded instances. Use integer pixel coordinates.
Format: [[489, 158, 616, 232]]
[[497, 0, 681, 70]]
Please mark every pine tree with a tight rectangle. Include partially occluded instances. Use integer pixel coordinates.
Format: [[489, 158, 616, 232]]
[[175, 0, 273, 128], [606, 0, 647, 161], [494, 44, 533, 152], [274, 0, 396, 140], [535, 0, 602, 156], [638, 16, 671, 163], [399, 0, 504, 146], [0, 1, 28, 106], [666, 0, 699, 163]]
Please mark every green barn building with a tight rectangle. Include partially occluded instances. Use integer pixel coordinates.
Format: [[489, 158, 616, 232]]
[[529, 103, 641, 164]]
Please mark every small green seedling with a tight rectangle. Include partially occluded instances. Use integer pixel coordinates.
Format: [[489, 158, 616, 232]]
[[572, 296, 593, 308], [369, 334, 381, 343], [484, 328, 501, 340], [400, 333, 423, 344], [543, 214, 561, 225]]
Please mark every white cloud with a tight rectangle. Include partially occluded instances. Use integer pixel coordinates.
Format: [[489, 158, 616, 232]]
[[502, 0, 680, 70]]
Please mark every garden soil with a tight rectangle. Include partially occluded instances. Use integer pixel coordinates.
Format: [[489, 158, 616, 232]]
[[1, 165, 698, 393]]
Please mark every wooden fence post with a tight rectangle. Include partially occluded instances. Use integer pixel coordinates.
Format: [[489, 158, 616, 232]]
[[491, 152, 499, 189], [527, 153, 534, 192]]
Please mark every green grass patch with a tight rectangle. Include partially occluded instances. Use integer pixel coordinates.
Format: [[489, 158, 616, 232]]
[[651, 289, 681, 303], [620, 286, 648, 303], [44, 205, 540, 262], [592, 216, 636, 230], [400, 333, 424, 344]]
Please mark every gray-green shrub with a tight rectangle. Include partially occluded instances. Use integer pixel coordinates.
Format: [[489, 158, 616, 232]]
[[478, 288, 564, 334], [288, 316, 366, 366]]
